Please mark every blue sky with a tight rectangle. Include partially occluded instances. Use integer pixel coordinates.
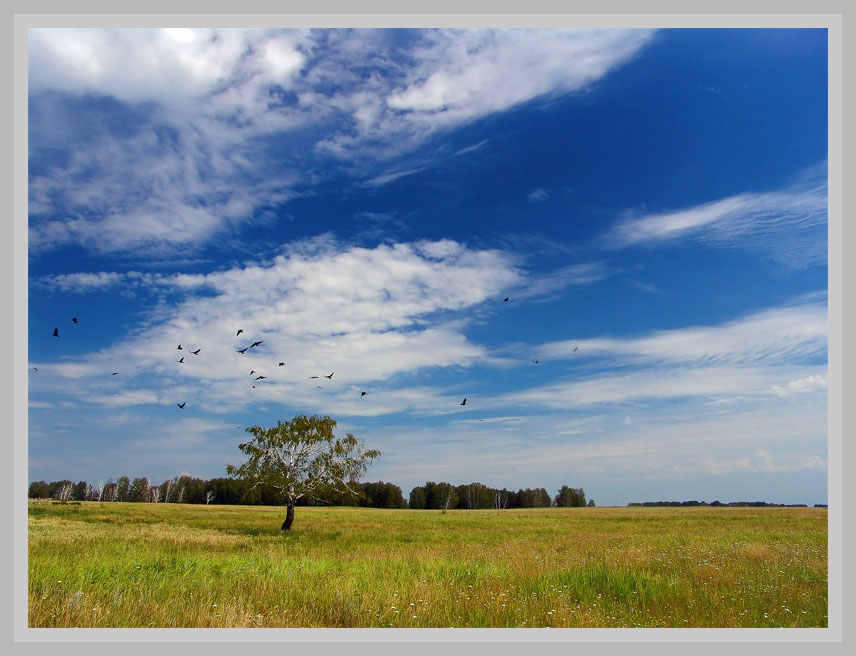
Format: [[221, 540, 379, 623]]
[[26, 28, 828, 505]]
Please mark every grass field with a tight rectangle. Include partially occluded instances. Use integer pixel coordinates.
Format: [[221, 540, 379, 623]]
[[27, 500, 827, 628]]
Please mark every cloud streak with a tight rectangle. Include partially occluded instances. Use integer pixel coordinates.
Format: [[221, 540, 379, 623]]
[[604, 166, 827, 268]]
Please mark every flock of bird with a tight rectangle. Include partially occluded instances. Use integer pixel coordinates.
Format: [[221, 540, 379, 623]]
[[38, 295, 579, 413]]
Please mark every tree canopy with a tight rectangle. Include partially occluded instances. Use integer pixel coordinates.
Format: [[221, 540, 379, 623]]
[[226, 415, 380, 530]]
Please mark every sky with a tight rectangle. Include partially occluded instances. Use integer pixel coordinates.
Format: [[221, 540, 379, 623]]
[[26, 27, 829, 506]]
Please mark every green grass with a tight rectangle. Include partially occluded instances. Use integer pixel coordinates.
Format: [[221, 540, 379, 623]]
[[28, 501, 827, 628]]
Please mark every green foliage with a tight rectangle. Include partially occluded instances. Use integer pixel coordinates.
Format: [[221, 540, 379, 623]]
[[555, 486, 586, 507], [225, 414, 381, 513]]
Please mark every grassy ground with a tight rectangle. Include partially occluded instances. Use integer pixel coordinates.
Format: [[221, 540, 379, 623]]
[[27, 500, 827, 628]]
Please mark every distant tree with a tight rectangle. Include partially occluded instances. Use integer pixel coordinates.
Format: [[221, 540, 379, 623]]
[[421, 481, 458, 510], [28, 481, 50, 499], [129, 477, 150, 502], [555, 486, 586, 508], [176, 486, 185, 504], [55, 481, 73, 502], [162, 479, 174, 503], [518, 487, 552, 508], [205, 490, 215, 505], [587, 499, 596, 507], [459, 482, 494, 509], [72, 481, 88, 501], [150, 487, 161, 503], [408, 486, 427, 509], [115, 476, 130, 502], [226, 415, 380, 530], [363, 481, 406, 509]]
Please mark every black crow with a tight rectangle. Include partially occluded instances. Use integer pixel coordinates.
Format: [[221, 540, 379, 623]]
[[460, 398, 467, 406], [323, 372, 334, 379], [309, 376, 319, 379], [31, 367, 37, 372], [191, 349, 201, 355], [236, 329, 243, 336], [278, 362, 285, 367], [52, 329, 59, 337], [177, 402, 186, 409], [360, 391, 367, 398], [504, 297, 509, 302], [250, 340, 263, 348], [249, 371, 256, 376], [177, 344, 182, 350], [72, 317, 79, 324], [255, 375, 267, 380], [532, 359, 540, 364], [111, 372, 119, 376], [177, 357, 184, 363], [237, 347, 249, 354], [573, 346, 578, 352]]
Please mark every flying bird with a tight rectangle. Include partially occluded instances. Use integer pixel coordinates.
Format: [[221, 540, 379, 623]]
[[504, 297, 509, 302], [573, 346, 578, 353], [278, 362, 285, 367], [309, 376, 319, 379], [460, 398, 467, 406], [360, 391, 367, 398], [31, 367, 37, 372], [252, 385, 256, 389], [250, 340, 263, 348], [177, 357, 184, 363], [191, 349, 201, 355], [236, 329, 243, 336], [236, 347, 249, 354], [177, 402, 186, 409], [177, 344, 182, 350], [532, 359, 540, 364], [323, 372, 334, 379], [111, 372, 119, 376], [72, 317, 78, 324], [52, 328, 59, 337], [255, 375, 267, 380], [250, 370, 255, 376]]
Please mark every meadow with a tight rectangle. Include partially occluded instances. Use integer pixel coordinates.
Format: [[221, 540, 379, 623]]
[[27, 501, 827, 628]]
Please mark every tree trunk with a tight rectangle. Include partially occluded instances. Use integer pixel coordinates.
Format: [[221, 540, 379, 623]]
[[281, 501, 295, 531]]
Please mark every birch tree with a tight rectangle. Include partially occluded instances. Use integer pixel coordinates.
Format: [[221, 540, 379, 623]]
[[226, 415, 380, 531], [162, 479, 174, 503]]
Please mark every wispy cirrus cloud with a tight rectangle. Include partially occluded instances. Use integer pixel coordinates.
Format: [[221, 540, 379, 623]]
[[541, 296, 827, 366], [29, 28, 656, 256], [527, 188, 550, 203], [603, 164, 827, 268]]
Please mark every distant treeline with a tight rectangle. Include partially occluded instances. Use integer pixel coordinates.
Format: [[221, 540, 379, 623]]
[[28, 477, 593, 509], [628, 500, 825, 507], [408, 482, 591, 509]]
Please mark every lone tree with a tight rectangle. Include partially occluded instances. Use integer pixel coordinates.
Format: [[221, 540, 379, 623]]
[[226, 415, 380, 531]]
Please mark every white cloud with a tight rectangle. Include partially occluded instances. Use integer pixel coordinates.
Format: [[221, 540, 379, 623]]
[[29, 28, 655, 256], [771, 374, 827, 397], [541, 298, 827, 366], [33, 240, 522, 414], [499, 363, 827, 410], [604, 166, 827, 268], [527, 188, 550, 203]]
